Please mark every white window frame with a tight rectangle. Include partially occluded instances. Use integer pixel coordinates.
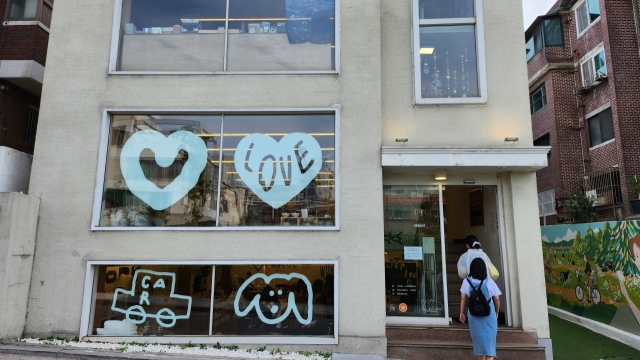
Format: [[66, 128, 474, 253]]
[[91, 108, 341, 231], [412, 0, 488, 105], [80, 260, 339, 344], [579, 44, 606, 87], [108, 0, 340, 75], [574, 0, 601, 38], [538, 189, 556, 217]]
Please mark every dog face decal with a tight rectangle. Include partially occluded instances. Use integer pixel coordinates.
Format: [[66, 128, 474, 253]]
[[234, 273, 313, 325]]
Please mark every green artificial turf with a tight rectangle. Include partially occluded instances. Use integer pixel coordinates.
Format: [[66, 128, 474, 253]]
[[550, 314, 640, 360]]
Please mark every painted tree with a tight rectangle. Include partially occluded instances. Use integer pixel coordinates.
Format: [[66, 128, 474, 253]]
[[612, 221, 640, 276], [571, 230, 585, 257], [596, 222, 614, 267], [583, 225, 601, 262]]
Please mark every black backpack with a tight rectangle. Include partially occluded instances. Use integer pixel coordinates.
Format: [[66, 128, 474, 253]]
[[467, 278, 492, 317]]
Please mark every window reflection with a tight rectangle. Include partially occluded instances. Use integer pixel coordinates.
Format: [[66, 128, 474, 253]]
[[418, 0, 474, 19], [118, 0, 227, 71], [102, 115, 221, 227], [419, 26, 479, 99], [219, 115, 336, 227], [226, 0, 335, 71]]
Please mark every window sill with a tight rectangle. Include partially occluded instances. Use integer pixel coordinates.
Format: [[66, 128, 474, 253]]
[[108, 70, 340, 76], [91, 225, 340, 231], [589, 138, 615, 150], [415, 96, 487, 106], [3, 20, 49, 33]]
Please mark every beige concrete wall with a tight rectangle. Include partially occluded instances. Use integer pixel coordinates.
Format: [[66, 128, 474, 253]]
[[0, 193, 40, 340], [381, 0, 533, 147], [27, 0, 386, 356]]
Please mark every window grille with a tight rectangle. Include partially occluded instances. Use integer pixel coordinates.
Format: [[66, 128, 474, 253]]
[[24, 105, 39, 145], [583, 167, 622, 206]]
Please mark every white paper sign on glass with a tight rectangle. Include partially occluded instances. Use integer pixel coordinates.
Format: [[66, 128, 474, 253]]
[[119, 130, 208, 211], [404, 246, 423, 260], [111, 270, 193, 328], [234, 133, 322, 209]]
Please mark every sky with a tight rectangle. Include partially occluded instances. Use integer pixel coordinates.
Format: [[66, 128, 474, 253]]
[[522, 0, 558, 29]]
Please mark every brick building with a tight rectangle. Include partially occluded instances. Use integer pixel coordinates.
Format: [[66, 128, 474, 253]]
[[527, 0, 640, 224], [0, 0, 52, 156]]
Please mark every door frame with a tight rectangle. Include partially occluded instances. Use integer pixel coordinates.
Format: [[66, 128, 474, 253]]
[[383, 173, 512, 326]]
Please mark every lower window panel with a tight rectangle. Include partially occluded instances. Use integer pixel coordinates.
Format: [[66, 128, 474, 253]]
[[89, 263, 335, 338]]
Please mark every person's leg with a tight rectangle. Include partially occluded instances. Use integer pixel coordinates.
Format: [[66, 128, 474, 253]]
[[476, 356, 485, 360], [486, 357, 494, 360]]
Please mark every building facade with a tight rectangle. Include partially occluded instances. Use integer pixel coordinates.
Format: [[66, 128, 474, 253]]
[[528, 0, 640, 224], [21, 0, 549, 358]]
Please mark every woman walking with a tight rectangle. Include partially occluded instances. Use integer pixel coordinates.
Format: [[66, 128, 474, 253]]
[[457, 235, 496, 279], [459, 258, 501, 360]]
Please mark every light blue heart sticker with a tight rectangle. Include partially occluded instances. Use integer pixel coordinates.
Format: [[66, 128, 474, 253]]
[[234, 133, 322, 209], [120, 130, 208, 211]]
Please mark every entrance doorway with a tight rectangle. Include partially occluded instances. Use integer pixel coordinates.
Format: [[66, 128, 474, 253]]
[[384, 184, 507, 325]]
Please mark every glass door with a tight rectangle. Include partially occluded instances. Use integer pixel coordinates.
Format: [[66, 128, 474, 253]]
[[383, 185, 447, 320]]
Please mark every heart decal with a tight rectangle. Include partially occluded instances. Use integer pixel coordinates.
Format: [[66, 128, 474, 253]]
[[234, 133, 322, 209], [120, 130, 208, 211]]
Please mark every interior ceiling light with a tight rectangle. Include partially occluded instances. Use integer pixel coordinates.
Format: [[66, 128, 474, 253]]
[[420, 47, 435, 55], [435, 170, 447, 181]]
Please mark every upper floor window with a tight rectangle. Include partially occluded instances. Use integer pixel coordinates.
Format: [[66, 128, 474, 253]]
[[112, 0, 337, 73], [538, 189, 556, 217], [413, 0, 487, 104], [530, 84, 547, 114], [588, 107, 614, 147], [576, 0, 600, 35], [533, 133, 551, 158], [5, 0, 53, 26], [581, 49, 606, 87], [525, 16, 563, 62]]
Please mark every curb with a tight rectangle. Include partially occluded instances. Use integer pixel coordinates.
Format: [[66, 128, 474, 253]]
[[0, 343, 237, 360]]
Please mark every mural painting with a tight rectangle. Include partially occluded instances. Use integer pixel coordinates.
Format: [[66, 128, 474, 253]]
[[541, 221, 640, 336]]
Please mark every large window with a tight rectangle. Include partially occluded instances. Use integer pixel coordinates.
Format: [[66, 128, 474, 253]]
[[525, 16, 563, 62], [530, 84, 547, 114], [85, 263, 336, 340], [576, 0, 600, 35], [95, 112, 337, 229], [588, 107, 614, 147], [581, 49, 607, 87], [113, 0, 336, 73], [413, 0, 486, 104]]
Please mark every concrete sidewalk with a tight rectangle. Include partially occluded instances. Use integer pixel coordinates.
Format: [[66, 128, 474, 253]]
[[0, 343, 239, 360]]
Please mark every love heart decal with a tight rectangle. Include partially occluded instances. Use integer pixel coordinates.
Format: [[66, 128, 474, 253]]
[[120, 130, 208, 211], [234, 133, 322, 209]]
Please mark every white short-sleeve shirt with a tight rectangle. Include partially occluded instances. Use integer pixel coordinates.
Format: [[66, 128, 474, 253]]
[[460, 277, 502, 298]]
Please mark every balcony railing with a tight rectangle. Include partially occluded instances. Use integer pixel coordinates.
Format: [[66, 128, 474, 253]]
[[584, 167, 623, 206]]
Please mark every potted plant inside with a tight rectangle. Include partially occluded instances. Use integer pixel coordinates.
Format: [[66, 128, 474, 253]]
[[628, 176, 640, 214]]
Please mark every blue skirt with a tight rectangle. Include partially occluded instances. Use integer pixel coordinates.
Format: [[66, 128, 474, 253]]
[[468, 305, 497, 357]]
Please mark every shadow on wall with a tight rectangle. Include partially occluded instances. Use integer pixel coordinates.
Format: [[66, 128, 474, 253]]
[[541, 221, 640, 336]]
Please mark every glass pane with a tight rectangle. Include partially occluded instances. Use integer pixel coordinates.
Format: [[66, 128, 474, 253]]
[[8, 0, 38, 19], [543, 203, 554, 216], [588, 0, 600, 22], [542, 18, 563, 46], [384, 186, 444, 318], [582, 60, 594, 86], [595, 50, 607, 76], [589, 116, 602, 146], [419, 26, 479, 98], [418, 0, 474, 19], [576, 2, 589, 33], [90, 265, 212, 336], [219, 114, 335, 227], [213, 264, 335, 336], [533, 26, 543, 54], [100, 115, 222, 227], [118, 0, 227, 71], [226, 0, 335, 71], [525, 36, 535, 62], [599, 108, 614, 142]]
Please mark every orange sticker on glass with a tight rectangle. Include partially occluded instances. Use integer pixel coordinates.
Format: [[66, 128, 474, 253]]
[[399, 303, 408, 313]]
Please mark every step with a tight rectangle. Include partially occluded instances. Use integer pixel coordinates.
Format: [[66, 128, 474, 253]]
[[388, 340, 545, 360], [386, 325, 539, 344]]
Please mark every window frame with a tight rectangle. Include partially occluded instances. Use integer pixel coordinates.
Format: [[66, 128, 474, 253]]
[[529, 83, 547, 115], [587, 106, 614, 148], [575, 0, 600, 38], [91, 108, 341, 231], [108, 0, 341, 75], [538, 189, 556, 217], [412, 0, 487, 105], [80, 260, 339, 344], [579, 46, 606, 87], [525, 16, 564, 63]]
